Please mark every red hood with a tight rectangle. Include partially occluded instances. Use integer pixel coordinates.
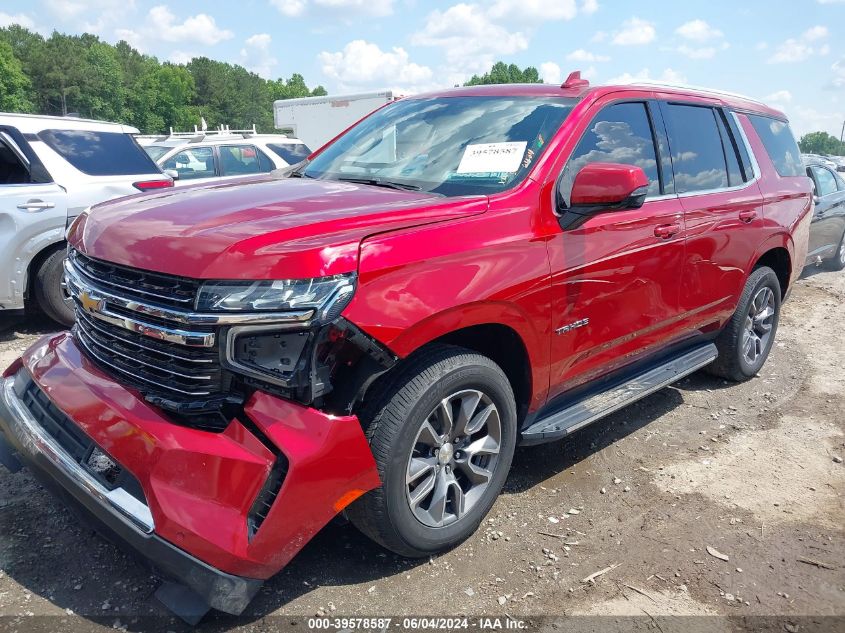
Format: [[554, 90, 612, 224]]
[[69, 176, 487, 279]]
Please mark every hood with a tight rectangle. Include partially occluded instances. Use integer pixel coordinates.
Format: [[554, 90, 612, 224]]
[[69, 176, 487, 280]]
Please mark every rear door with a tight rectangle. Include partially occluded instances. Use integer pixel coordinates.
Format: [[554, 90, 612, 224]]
[[217, 144, 276, 179], [659, 100, 764, 328], [806, 164, 845, 259], [0, 127, 67, 310]]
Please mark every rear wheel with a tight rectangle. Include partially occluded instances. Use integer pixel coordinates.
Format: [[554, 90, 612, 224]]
[[826, 230, 845, 271], [33, 248, 74, 327], [706, 266, 781, 382], [347, 345, 517, 557]]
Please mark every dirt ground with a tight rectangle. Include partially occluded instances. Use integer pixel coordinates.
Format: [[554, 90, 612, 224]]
[[0, 268, 843, 632]]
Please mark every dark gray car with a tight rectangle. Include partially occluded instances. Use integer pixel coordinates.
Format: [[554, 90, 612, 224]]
[[805, 161, 845, 270]]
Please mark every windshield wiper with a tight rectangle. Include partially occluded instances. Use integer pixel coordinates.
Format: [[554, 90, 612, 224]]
[[335, 176, 421, 191]]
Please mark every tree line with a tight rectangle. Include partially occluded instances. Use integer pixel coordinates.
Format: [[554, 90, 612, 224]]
[[0, 25, 327, 134], [8, 25, 831, 155]]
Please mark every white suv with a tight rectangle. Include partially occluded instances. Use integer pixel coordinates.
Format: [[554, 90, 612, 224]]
[[0, 113, 171, 326], [139, 128, 312, 186]]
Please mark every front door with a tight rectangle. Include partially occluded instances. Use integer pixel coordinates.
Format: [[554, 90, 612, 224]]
[[547, 100, 686, 400]]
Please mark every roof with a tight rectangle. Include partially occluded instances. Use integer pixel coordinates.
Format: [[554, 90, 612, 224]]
[[144, 133, 304, 149], [273, 91, 395, 108], [403, 80, 786, 119], [0, 112, 139, 135]]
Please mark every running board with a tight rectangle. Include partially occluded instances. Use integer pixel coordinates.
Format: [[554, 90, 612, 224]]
[[521, 343, 718, 445]]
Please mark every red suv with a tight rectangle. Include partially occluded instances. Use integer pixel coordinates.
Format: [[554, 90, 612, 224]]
[[0, 76, 812, 621]]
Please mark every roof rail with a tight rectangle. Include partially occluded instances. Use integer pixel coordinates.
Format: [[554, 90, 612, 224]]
[[165, 124, 262, 141], [614, 80, 767, 107]]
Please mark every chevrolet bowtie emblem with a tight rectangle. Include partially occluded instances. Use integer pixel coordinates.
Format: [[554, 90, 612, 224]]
[[78, 289, 102, 313]]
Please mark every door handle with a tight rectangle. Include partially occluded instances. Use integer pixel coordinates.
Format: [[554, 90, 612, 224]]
[[739, 210, 758, 224], [654, 223, 681, 239], [17, 199, 55, 211]]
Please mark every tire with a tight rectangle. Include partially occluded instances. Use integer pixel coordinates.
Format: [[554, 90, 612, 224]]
[[706, 266, 781, 382], [826, 230, 845, 271], [347, 345, 517, 558], [33, 248, 74, 327]]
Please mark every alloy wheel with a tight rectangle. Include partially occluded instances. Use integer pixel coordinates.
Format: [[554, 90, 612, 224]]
[[742, 286, 775, 366], [405, 389, 501, 528], [839, 236, 845, 266]]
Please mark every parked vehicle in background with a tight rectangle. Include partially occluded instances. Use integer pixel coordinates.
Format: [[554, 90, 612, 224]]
[[0, 113, 171, 326], [139, 126, 311, 186], [0, 77, 812, 622], [804, 156, 845, 270], [274, 91, 396, 151]]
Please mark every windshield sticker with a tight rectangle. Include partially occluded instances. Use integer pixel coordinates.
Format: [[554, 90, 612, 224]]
[[457, 141, 528, 174]]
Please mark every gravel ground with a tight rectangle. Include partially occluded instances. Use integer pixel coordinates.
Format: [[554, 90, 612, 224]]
[[0, 269, 843, 631]]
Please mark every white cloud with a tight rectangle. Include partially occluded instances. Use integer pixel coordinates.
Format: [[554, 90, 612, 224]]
[[540, 62, 561, 84], [675, 42, 729, 60], [675, 19, 723, 42], [412, 4, 529, 75], [169, 50, 201, 65], [607, 68, 687, 84], [319, 39, 433, 92], [763, 90, 792, 104], [271, 0, 394, 17], [768, 26, 830, 63], [45, 0, 136, 33], [489, 0, 578, 23], [271, 0, 307, 16], [240, 34, 278, 79], [832, 58, 845, 88], [612, 17, 656, 46], [116, 6, 234, 51], [581, 0, 599, 14], [804, 25, 829, 41], [566, 49, 610, 62], [0, 11, 36, 30]]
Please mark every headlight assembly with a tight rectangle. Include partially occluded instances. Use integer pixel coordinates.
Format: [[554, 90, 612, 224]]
[[197, 274, 356, 321]]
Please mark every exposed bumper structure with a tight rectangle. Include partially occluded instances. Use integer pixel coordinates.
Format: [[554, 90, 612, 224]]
[[0, 332, 380, 616]]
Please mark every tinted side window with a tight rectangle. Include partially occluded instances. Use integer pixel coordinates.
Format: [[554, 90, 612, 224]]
[[569, 102, 660, 196], [0, 137, 31, 184], [811, 165, 837, 197], [39, 130, 159, 176], [748, 115, 803, 177], [219, 145, 262, 176], [165, 147, 215, 180], [726, 112, 754, 179], [266, 143, 312, 165], [663, 104, 728, 193], [256, 148, 275, 172]]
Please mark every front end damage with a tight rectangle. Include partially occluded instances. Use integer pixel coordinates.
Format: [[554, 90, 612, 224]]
[[0, 330, 384, 621]]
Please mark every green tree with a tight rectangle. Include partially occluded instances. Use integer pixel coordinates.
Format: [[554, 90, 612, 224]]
[[0, 40, 34, 111], [798, 131, 845, 156], [464, 62, 541, 86], [77, 41, 125, 121]]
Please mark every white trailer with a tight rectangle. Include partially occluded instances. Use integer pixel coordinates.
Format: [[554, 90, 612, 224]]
[[273, 91, 395, 151]]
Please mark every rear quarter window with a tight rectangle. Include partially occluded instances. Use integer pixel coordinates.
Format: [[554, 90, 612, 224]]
[[39, 129, 160, 176], [747, 115, 803, 177]]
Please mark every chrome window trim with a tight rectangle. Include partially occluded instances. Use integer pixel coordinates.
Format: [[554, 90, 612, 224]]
[[730, 111, 761, 181], [1, 376, 155, 533], [65, 258, 315, 328]]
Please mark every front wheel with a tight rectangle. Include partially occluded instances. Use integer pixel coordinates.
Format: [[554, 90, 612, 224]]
[[347, 345, 517, 557], [706, 266, 781, 382], [33, 248, 74, 327]]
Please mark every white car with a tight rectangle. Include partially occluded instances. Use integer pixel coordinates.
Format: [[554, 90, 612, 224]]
[[140, 129, 312, 186], [0, 113, 171, 326]]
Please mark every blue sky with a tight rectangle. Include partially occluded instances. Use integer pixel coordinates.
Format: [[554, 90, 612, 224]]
[[2, 0, 844, 137]]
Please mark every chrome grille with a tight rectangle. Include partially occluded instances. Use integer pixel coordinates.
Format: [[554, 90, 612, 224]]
[[69, 249, 200, 310], [75, 309, 222, 397]]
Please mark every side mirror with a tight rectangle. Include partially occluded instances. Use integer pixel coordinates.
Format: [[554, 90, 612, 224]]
[[164, 169, 180, 181], [570, 163, 649, 208], [557, 163, 650, 230]]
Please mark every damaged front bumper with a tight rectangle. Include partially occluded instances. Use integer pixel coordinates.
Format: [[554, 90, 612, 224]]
[[0, 333, 381, 617]]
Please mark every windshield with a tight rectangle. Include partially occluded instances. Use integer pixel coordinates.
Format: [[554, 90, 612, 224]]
[[144, 145, 172, 161], [304, 96, 577, 196]]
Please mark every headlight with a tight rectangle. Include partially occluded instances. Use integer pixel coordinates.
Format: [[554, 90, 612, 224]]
[[197, 274, 356, 320]]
